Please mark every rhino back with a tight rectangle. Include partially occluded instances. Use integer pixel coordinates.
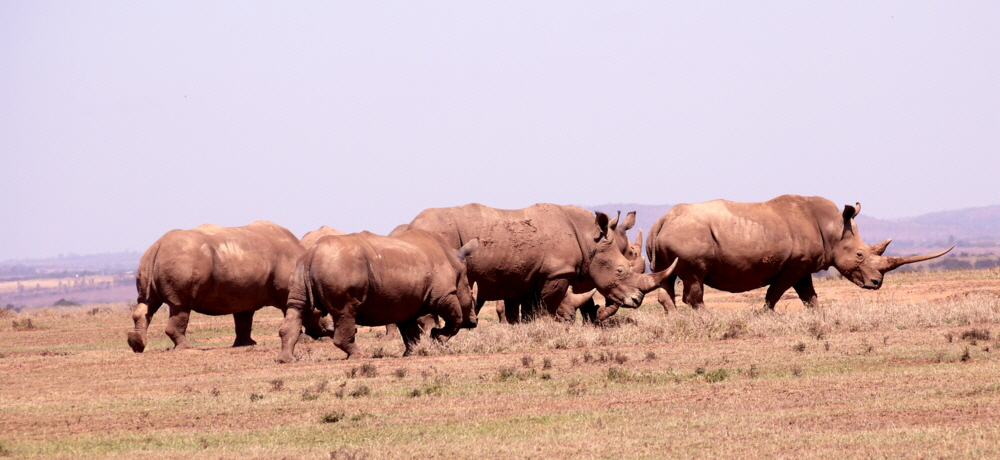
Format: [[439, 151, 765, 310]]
[[408, 203, 584, 301], [654, 196, 831, 292], [146, 222, 303, 315], [309, 232, 453, 326]]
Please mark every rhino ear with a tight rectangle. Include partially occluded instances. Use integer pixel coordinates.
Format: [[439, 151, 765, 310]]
[[456, 238, 479, 262], [842, 202, 861, 221], [594, 212, 611, 241], [621, 211, 636, 232], [870, 239, 891, 256], [608, 211, 621, 231]]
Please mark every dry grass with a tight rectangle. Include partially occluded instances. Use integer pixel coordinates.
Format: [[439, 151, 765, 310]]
[[1, 272, 998, 459]]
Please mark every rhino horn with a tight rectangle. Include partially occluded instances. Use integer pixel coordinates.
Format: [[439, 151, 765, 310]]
[[634, 258, 679, 293], [635, 228, 643, 247], [870, 239, 892, 256], [877, 245, 954, 273]]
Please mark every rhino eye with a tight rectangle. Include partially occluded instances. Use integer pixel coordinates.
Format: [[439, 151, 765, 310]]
[[856, 252, 864, 258]]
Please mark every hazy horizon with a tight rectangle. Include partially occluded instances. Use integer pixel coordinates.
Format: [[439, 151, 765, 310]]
[[2, 2, 998, 261]]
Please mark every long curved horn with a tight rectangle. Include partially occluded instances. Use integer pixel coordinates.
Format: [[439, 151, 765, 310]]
[[633, 258, 679, 293], [878, 246, 954, 273]]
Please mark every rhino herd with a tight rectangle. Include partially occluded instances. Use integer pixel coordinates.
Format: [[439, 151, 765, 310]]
[[128, 195, 952, 361]]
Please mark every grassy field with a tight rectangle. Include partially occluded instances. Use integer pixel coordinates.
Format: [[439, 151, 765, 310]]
[[1, 269, 998, 459]]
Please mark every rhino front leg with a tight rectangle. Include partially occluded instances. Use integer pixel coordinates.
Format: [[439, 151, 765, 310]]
[[276, 307, 304, 363], [659, 274, 679, 313], [163, 304, 191, 350], [232, 310, 257, 347], [127, 300, 162, 353]]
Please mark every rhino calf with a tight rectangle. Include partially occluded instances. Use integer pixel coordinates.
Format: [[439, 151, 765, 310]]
[[129, 221, 311, 353], [275, 230, 479, 362], [646, 195, 953, 311]]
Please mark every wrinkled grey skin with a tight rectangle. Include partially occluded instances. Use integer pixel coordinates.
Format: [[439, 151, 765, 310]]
[[129, 221, 328, 353], [275, 230, 479, 362], [401, 204, 662, 322], [646, 195, 954, 311]]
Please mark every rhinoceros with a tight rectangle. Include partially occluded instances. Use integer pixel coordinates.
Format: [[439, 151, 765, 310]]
[[275, 229, 479, 362], [128, 221, 316, 352], [401, 204, 662, 322], [300, 225, 345, 248], [499, 218, 649, 324], [646, 195, 954, 311]]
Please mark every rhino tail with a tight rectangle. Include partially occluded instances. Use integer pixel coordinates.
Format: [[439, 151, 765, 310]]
[[135, 241, 161, 306]]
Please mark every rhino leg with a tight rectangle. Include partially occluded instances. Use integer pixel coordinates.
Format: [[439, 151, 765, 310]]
[[540, 279, 573, 322], [331, 314, 362, 359], [681, 276, 706, 310], [578, 297, 598, 324], [398, 318, 423, 357], [384, 324, 402, 341], [232, 310, 257, 347], [792, 276, 819, 308], [276, 306, 304, 363], [127, 300, 163, 353], [658, 274, 679, 313], [495, 300, 508, 324], [163, 304, 192, 350], [503, 298, 521, 324]]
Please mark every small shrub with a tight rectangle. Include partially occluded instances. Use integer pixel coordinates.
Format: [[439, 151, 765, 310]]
[[269, 379, 285, 391], [321, 412, 346, 423], [960, 347, 971, 362], [540, 373, 552, 380], [614, 353, 629, 365], [793, 342, 806, 353], [960, 329, 990, 342], [371, 347, 389, 359], [542, 358, 553, 370], [393, 368, 408, 379], [349, 385, 371, 398], [945, 333, 954, 343], [694, 367, 706, 375], [606, 367, 630, 382], [497, 367, 517, 382], [582, 351, 594, 363], [645, 351, 657, 361], [358, 363, 378, 378], [249, 393, 264, 402], [408, 389, 422, 398], [704, 368, 729, 383], [210, 388, 221, 397], [521, 355, 534, 367], [11, 319, 36, 331]]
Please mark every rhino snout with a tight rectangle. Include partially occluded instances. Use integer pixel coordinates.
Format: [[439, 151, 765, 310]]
[[863, 278, 883, 290]]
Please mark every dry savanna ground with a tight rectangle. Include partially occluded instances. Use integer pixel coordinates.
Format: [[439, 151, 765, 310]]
[[1, 269, 999, 459]]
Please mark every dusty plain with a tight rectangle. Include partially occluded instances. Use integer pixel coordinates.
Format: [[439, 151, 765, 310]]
[[1, 269, 998, 459]]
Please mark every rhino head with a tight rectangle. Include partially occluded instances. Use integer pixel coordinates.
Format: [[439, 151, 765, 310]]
[[586, 212, 649, 308], [455, 238, 480, 328], [833, 203, 953, 289]]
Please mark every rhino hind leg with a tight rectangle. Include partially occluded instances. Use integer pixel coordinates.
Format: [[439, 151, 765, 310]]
[[681, 277, 706, 310], [232, 310, 257, 347], [792, 276, 819, 308], [127, 300, 163, 353], [398, 318, 423, 357], [163, 304, 192, 350], [332, 314, 362, 359]]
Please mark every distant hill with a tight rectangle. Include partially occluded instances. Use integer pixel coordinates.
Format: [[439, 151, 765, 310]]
[[0, 251, 141, 281]]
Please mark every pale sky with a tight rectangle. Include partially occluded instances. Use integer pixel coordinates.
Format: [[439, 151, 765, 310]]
[[1, 2, 998, 261]]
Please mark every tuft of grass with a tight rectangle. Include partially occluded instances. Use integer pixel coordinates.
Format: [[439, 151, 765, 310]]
[[542, 357, 553, 370], [791, 365, 804, 377], [521, 355, 534, 367], [11, 319, 36, 331], [371, 346, 389, 359], [960, 347, 971, 362], [393, 368, 408, 379], [349, 385, 371, 398], [269, 379, 284, 391], [704, 368, 729, 383], [645, 351, 658, 361], [793, 342, 806, 353], [960, 328, 990, 343], [347, 363, 378, 378], [321, 412, 346, 424], [249, 393, 264, 402]]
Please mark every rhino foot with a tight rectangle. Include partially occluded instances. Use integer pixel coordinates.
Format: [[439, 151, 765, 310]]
[[127, 332, 146, 353], [275, 352, 295, 364], [232, 338, 257, 347]]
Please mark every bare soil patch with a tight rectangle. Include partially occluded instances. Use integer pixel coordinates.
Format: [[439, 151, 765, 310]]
[[1, 270, 998, 459]]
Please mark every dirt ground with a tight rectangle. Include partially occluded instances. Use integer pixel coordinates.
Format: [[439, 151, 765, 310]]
[[1, 269, 997, 459]]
